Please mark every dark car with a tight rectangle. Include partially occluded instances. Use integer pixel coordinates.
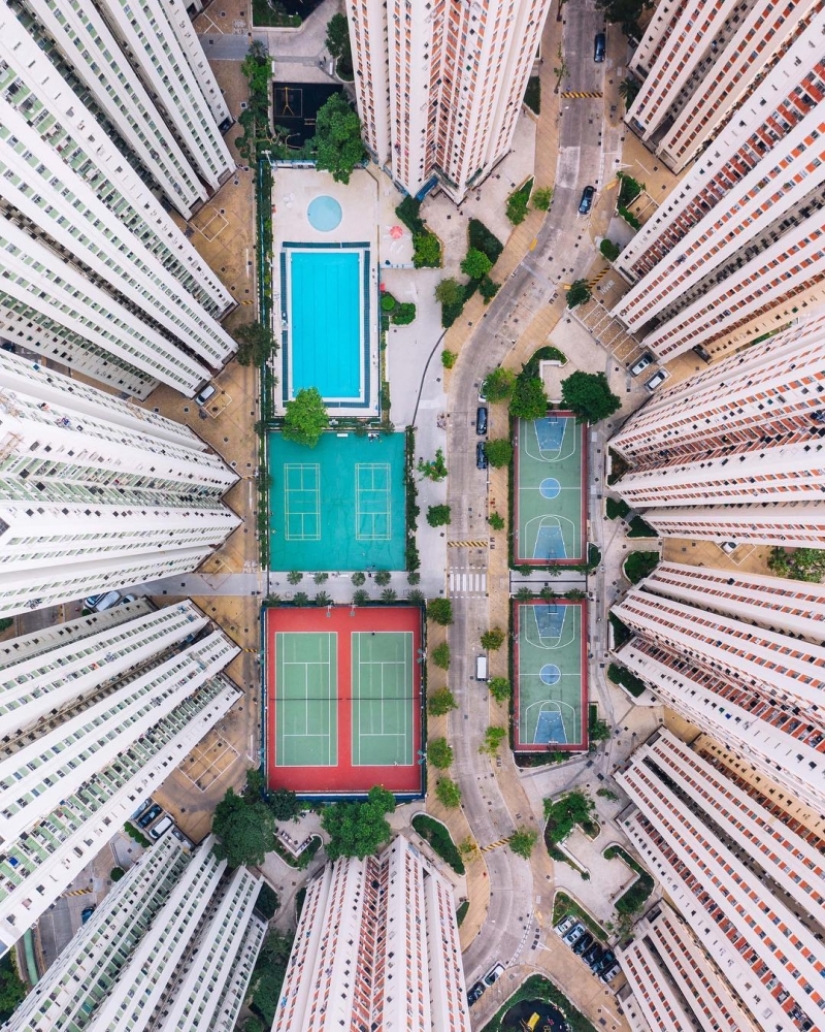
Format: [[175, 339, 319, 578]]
[[467, 982, 486, 1005], [137, 803, 162, 828], [476, 406, 488, 435], [81, 907, 96, 924], [593, 949, 616, 974], [583, 943, 603, 967], [579, 185, 595, 215], [573, 932, 594, 956], [476, 442, 488, 470], [594, 32, 606, 62]]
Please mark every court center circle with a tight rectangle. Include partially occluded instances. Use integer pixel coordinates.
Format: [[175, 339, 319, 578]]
[[539, 664, 561, 686], [539, 477, 561, 499], [307, 195, 343, 232]]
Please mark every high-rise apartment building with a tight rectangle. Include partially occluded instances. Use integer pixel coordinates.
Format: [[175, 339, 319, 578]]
[[625, 0, 821, 172], [0, 351, 239, 617], [347, 0, 551, 202], [0, 598, 240, 956], [612, 562, 825, 810], [2, 834, 266, 1032], [0, 2, 237, 397], [609, 312, 825, 536], [273, 836, 471, 1032], [614, 9, 825, 361], [616, 730, 824, 1032]]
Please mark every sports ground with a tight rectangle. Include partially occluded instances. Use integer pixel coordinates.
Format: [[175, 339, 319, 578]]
[[515, 413, 587, 565], [267, 431, 406, 572], [264, 605, 424, 796], [513, 599, 587, 752]]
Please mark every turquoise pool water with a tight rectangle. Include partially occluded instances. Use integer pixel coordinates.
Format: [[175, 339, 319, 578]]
[[289, 250, 362, 399], [307, 195, 342, 231]]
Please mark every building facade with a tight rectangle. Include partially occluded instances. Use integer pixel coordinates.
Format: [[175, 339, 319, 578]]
[[616, 730, 824, 1032], [347, 0, 551, 202], [614, 10, 825, 361], [0, 599, 241, 954], [2, 834, 266, 1032], [273, 836, 471, 1032], [612, 562, 825, 810], [0, 351, 239, 617]]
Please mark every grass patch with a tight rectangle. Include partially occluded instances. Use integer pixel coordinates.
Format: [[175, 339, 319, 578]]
[[524, 75, 541, 114], [627, 515, 658, 538], [605, 497, 630, 520], [456, 899, 470, 927], [623, 550, 659, 584], [604, 846, 655, 915], [468, 219, 504, 266], [412, 814, 465, 874], [608, 662, 647, 697], [506, 177, 534, 226], [548, 843, 590, 879], [481, 975, 599, 1032], [552, 892, 608, 941], [608, 612, 632, 649], [124, 821, 150, 848]]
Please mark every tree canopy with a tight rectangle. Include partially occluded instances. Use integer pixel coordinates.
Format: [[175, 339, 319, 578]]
[[321, 785, 396, 860], [509, 827, 538, 859], [434, 277, 464, 307], [212, 788, 276, 867], [436, 778, 462, 809], [234, 322, 278, 367], [427, 686, 457, 716], [595, 0, 652, 36], [325, 13, 352, 66], [428, 737, 454, 768], [509, 374, 548, 420], [426, 598, 453, 625], [484, 367, 516, 402], [0, 955, 26, 1021], [561, 371, 621, 424], [480, 627, 506, 651], [488, 677, 511, 704], [484, 439, 513, 467], [426, 504, 452, 527], [248, 930, 294, 1027], [543, 791, 594, 845], [460, 248, 493, 279], [768, 546, 825, 582], [314, 93, 365, 184], [282, 387, 329, 447]]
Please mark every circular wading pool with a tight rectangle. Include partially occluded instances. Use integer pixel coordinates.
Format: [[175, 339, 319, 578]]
[[539, 477, 561, 499], [307, 195, 343, 231], [539, 664, 562, 686]]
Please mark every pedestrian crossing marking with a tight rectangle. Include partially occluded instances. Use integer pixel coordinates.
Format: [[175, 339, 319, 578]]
[[448, 540, 488, 548], [62, 888, 93, 897], [481, 836, 512, 853], [448, 568, 488, 597], [560, 91, 603, 99]]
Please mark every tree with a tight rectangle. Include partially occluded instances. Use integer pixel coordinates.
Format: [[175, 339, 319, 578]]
[[435, 277, 464, 307], [561, 371, 621, 424], [325, 13, 352, 70], [381, 588, 397, 602], [484, 439, 513, 468], [110, 866, 125, 882], [243, 1019, 264, 1032], [287, 570, 303, 585], [428, 686, 457, 716], [509, 375, 548, 419], [247, 930, 294, 1027], [564, 588, 587, 600], [441, 350, 457, 369], [479, 276, 500, 304], [600, 238, 621, 261], [618, 76, 641, 108], [321, 785, 396, 861], [0, 954, 26, 1022], [313, 571, 329, 584], [436, 777, 462, 808], [254, 882, 280, 919], [480, 627, 506, 651], [352, 571, 366, 586], [488, 677, 511, 704], [484, 367, 516, 402], [566, 280, 592, 309], [431, 642, 451, 669], [509, 827, 538, 859], [427, 504, 452, 527], [212, 788, 276, 867], [543, 791, 595, 844], [480, 726, 507, 756], [353, 588, 370, 605], [313, 93, 365, 184], [488, 511, 505, 531], [768, 546, 825, 582], [426, 598, 453, 625], [428, 738, 454, 769], [282, 387, 329, 447], [461, 248, 493, 279], [596, 0, 653, 36], [234, 321, 278, 366], [407, 588, 425, 604], [374, 569, 392, 586], [413, 231, 442, 268], [267, 787, 302, 821], [589, 714, 611, 745], [418, 449, 448, 481], [533, 187, 553, 211], [515, 586, 533, 601], [314, 591, 331, 606]]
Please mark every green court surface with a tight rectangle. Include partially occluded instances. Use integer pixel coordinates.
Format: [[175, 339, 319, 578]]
[[516, 415, 585, 563], [351, 632, 413, 765], [275, 631, 337, 766], [268, 431, 405, 571], [515, 602, 585, 749]]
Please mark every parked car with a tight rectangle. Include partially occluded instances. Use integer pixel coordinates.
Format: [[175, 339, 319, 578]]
[[478, 379, 488, 402], [137, 804, 163, 829], [644, 369, 669, 392], [573, 933, 594, 956], [583, 943, 603, 966], [629, 352, 654, 377], [593, 949, 616, 974], [172, 828, 193, 849], [467, 982, 486, 1005], [476, 442, 488, 470], [118, 594, 138, 606], [149, 815, 174, 840], [194, 383, 216, 407], [578, 185, 596, 215], [600, 963, 622, 983], [594, 32, 606, 62], [131, 799, 152, 821], [563, 924, 586, 947], [81, 907, 96, 924], [555, 916, 577, 936], [93, 591, 121, 612], [483, 964, 505, 987], [476, 406, 488, 435], [84, 593, 104, 609]]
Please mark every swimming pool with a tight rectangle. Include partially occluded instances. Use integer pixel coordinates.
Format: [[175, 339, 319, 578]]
[[287, 250, 363, 400]]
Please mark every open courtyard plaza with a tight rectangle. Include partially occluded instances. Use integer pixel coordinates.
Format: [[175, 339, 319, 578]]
[[515, 413, 587, 565], [263, 605, 424, 796], [513, 599, 588, 752]]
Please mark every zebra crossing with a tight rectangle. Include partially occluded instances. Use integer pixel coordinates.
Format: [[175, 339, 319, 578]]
[[448, 567, 488, 596]]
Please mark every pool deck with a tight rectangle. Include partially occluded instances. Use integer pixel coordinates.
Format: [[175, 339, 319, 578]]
[[270, 168, 384, 418]]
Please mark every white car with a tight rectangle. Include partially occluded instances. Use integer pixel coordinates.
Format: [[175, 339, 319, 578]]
[[644, 369, 669, 392], [555, 916, 577, 936], [563, 924, 586, 947]]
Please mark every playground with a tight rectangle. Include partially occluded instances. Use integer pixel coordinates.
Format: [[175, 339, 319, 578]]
[[513, 599, 587, 752], [515, 413, 587, 565], [264, 605, 424, 797]]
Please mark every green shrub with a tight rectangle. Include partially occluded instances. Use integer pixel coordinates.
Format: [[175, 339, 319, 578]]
[[480, 627, 506, 650], [392, 302, 416, 325], [431, 642, 451, 669], [543, 791, 595, 845], [533, 187, 553, 211], [395, 195, 425, 235], [600, 238, 621, 261], [608, 612, 632, 649], [413, 231, 441, 268], [627, 515, 658, 538], [618, 204, 642, 229], [254, 882, 280, 919], [606, 846, 654, 915], [441, 350, 457, 368], [608, 662, 647, 697], [488, 511, 505, 531], [436, 777, 462, 808], [110, 867, 125, 882], [380, 292, 397, 312], [124, 822, 150, 848], [456, 899, 470, 926], [566, 280, 592, 308], [524, 75, 541, 114], [506, 178, 533, 225], [617, 172, 643, 206], [551, 893, 608, 942], [606, 497, 630, 520], [426, 504, 452, 527], [412, 814, 465, 873], [479, 275, 500, 303], [468, 219, 504, 265], [624, 550, 659, 584]]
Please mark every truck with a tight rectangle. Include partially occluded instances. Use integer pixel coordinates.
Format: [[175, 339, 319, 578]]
[[475, 656, 488, 681]]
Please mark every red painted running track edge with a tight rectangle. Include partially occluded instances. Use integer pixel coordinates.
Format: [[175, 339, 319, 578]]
[[514, 410, 588, 566], [512, 599, 589, 752], [264, 606, 423, 796]]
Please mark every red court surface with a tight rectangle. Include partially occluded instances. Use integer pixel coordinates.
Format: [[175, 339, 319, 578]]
[[264, 605, 424, 797]]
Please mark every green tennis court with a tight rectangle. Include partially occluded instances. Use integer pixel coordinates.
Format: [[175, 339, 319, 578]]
[[514, 601, 586, 750], [352, 632, 413, 765], [516, 414, 586, 564], [275, 631, 337, 766]]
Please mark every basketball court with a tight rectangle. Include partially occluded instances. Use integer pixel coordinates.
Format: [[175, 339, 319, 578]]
[[515, 412, 587, 565], [264, 605, 423, 796], [513, 599, 588, 752]]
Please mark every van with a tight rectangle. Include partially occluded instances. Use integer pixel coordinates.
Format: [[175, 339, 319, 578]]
[[644, 369, 669, 392], [93, 591, 121, 612], [195, 383, 216, 407], [149, 815, 174, 840], [476, 407, 488, 435], [476, 656, 488, 682], [594, 32, 606, 62]]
